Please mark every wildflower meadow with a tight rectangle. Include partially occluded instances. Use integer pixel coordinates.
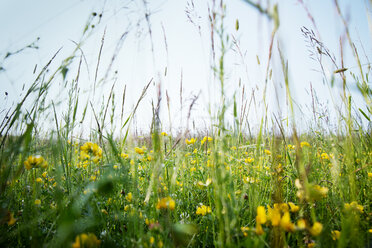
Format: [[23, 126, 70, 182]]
[[0, 0, 371, 247]]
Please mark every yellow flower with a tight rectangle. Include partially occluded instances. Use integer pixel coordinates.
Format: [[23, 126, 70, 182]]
[[80, 142, 102, 163], [201, 136, 213, 145], [24, 155, 47, 170], [156, 197, 175, 210], [297, 219, 306, 230], [36, 177, 43, 183], [267, 205, 281, 226], [185, 138, 196, 145], [71, 233, 101, 248], [309, 222, 323, 236], [264, 149, 271, 156], [168, 198, 176, 210], [307, 243, 315, 248], [320, 152, 330, 160], [344, 201, 363, 213], [196, 205, 212, 216], [126, 192, 133, 202], [241, 226, 250, 236], [158, 240, 163, 248], [300, 141, 311, 148], [287, 144, 295, 150], [368, 172, 372, 178], [34, 199, 41, 205], [256, 206, 267, 224], [7, 212, 16, 226], [288, 202, 300, 212], [150, 236, 155, 244], [245, 157, 254, 163], [311, 185, 328, 200], [161, 132, 168, 136], [197, 178, 212, 188], [331, 230, 341, 240], [255, 223, 264, 235], [135, 147, 145, 155], [280, 211, 295, 232], [120, 153, 129, 159]]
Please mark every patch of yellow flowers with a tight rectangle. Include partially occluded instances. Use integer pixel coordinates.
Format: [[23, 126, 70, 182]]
[[196, 204, 211, 216], [80, 142, 102, 164], [156, 197, 176, 211], [71, 233, 101, 248], [24, 155, 48, 170], [252, 203, 323, 237]]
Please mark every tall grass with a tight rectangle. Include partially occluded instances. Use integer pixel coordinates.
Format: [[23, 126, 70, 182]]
[[0, 0, 371, 247]]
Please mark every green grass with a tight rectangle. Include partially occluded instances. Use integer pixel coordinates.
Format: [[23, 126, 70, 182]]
[[0, 0, 371, 247]]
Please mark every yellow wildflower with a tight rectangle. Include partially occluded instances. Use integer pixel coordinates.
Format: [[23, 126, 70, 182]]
[[264, 149, 271, 156], [241, 226, 250, 237], [80, 142, 102, 163], [297, 219, 306, 230], [71, 233, 101, 248], [158, 240, 163, 248], [331, 230, 341, 240], [36, 177, 43, 183], [300, 141, 311, 148], [150, 236, 155, 244], [34, 199, 41, 205], [320, 152, 329, 160], [120, 153, 129, 159], [344, 201, 363, 213], [267, 205, 281, 226], [309, 222, 323, 236], [280, 211, 295, 232], [196, 205, 211, 216], [125, 192, 132, 202], [161, 132, 168, 136], [287, 144, 295, 150], [307, 243, 315, 248], [185, 138, 197, 145], [24, 155, 47, 170], [7, 212, 16, 226], [156, 197, 175, 211], [135, 147, 145, 155], [255, 223, 264, 235], [245, 157, 254, 163], [256, 206, 267, 224], [168, 198, 176, 210], [201, 136, 213, 145], [288, 202, 300, 212], [197, 178, 212, 188]]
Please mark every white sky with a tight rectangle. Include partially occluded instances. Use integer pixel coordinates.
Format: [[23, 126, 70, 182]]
[[0, 0, 371, 137]]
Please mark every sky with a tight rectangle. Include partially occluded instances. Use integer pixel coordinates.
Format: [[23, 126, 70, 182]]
[[0, 0, 371, 137]]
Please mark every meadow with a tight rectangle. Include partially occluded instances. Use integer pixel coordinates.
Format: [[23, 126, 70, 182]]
[[0, 0, 371, 247]]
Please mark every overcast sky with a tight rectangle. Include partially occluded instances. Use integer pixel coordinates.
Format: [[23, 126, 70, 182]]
[[0, 0, 371, 136]]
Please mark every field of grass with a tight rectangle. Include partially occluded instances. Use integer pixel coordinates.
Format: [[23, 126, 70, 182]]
[[0, 0, 371, 247]]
